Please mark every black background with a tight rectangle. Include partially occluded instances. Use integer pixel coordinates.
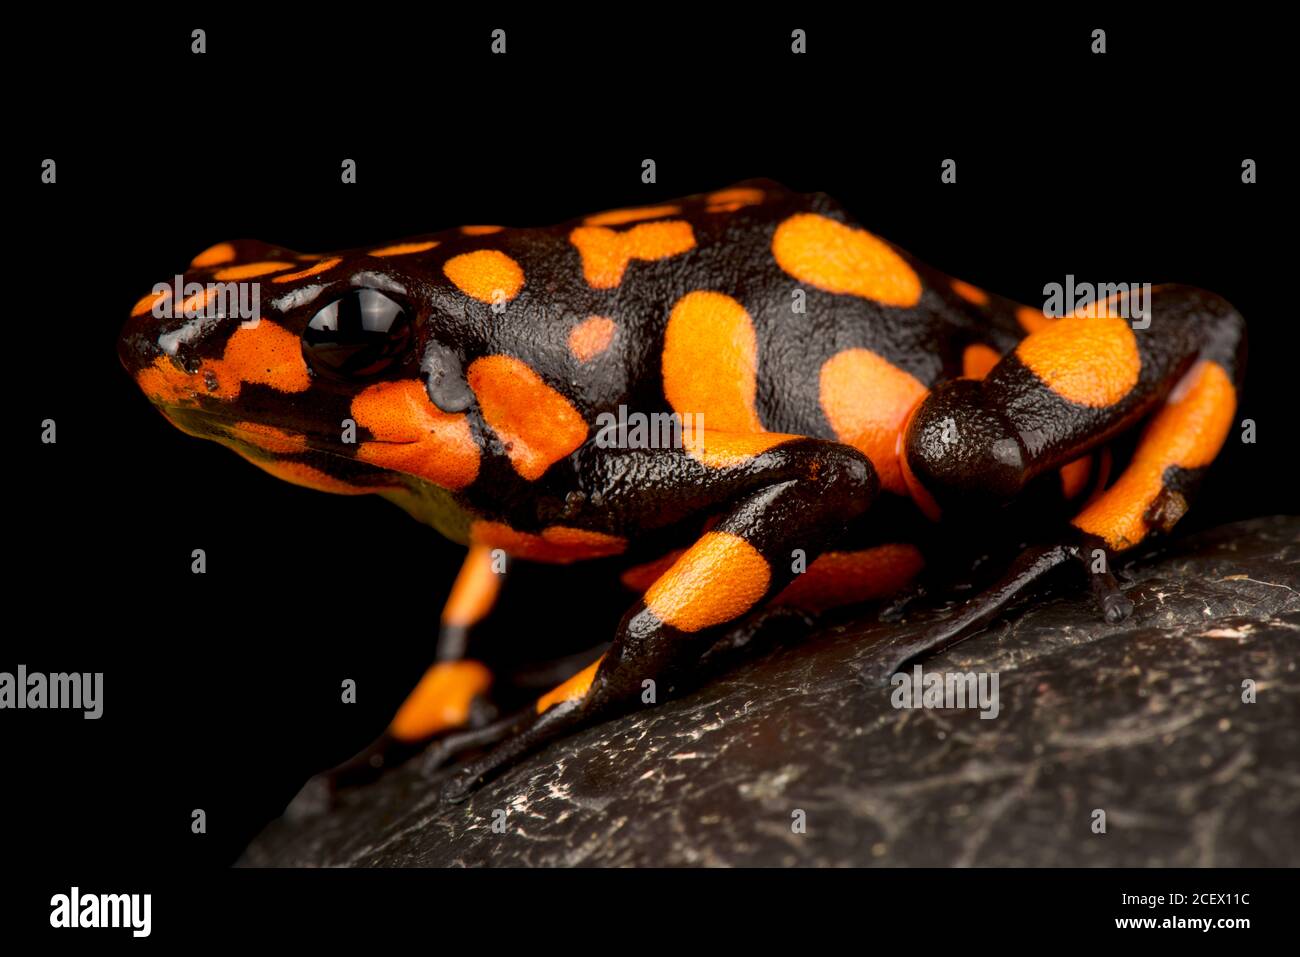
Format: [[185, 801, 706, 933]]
[[5, 9, 1293, 938]]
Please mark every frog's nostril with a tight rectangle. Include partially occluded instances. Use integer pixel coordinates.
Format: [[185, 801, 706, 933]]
[[120, 276, 219, 374]]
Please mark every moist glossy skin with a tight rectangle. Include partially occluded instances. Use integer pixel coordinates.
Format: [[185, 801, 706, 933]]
[[118, 180, 1246, 797], [119, 183, 996, 547]]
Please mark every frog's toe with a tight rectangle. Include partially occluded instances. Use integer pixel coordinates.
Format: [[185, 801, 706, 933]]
[[415, 711, 530, 777], [438, 705, 586, 803], [1079, 538, 1136, 624], [859, 540, 1078, 685]]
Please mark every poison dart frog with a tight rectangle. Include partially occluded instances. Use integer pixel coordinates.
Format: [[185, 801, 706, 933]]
[[118, 180, 1246, 800]]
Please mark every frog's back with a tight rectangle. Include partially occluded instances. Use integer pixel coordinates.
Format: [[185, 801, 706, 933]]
[[120, 179, 1032, 527], [481, 179, 1024, 497]]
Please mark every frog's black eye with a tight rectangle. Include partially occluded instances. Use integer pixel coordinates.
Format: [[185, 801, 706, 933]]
[[302, 289, 412, 379]]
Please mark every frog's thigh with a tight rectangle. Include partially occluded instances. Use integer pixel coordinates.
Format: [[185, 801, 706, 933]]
[[961, 346, 1105, 507], [903, 284, 1244, 551]]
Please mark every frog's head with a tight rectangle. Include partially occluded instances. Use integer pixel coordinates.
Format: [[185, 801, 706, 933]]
[[118, 238, 483, 508]]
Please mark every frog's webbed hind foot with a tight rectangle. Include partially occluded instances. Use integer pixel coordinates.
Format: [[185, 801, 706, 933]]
[[881, 285, 1244, 685], [860, 541, 1074, 684], [860, 532, 1133, 685]]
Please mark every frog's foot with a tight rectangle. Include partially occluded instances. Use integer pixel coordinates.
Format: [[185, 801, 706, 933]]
[[1083, 538, 1136, 624], [437, 435, 883, 801], [286, 708, 520, 819], [299, 651, 611, 812], [440, 703, 590, 804], [310, 698, 498, 801], [414, 710, 535, 777], [860, 530, 1133, 684], [309, 660, 496, 800]]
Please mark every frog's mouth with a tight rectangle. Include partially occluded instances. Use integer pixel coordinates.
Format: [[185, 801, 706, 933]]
[[152, 404, 404, 495], [154, 405, 317, 454]]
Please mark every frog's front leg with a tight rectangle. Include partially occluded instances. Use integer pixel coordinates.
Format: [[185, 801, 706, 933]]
[[324, 544, 504, 790], [441, 432, 880, 800]]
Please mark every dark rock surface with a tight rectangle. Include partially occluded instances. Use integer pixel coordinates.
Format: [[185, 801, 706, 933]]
[[241, 516, 1299, 867]]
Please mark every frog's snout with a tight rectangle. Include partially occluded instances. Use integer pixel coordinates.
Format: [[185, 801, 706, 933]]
[[118, 286, 171, 378], [121, 238, 302, 377]]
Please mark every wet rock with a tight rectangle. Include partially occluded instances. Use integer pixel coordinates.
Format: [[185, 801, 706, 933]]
[[241, 516, 1299, 867]]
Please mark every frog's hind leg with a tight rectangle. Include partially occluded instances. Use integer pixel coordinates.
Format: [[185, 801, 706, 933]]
[[876, 284, 1245, 678]]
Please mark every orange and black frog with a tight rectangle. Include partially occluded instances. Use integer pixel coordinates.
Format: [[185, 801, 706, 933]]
[[118, 180, 1246, 800]]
